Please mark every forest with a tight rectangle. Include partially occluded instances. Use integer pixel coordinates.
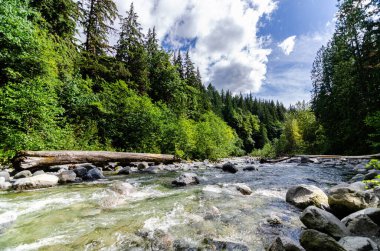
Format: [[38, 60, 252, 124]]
[[0, 0, 378, 162]]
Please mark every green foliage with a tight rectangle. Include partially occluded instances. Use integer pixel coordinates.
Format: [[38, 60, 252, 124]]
[[251, 143, 276, 159], [365, 112, 380, 151], [366, 159, 380, 170]]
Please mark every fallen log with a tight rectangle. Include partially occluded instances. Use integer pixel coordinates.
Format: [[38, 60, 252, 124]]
[[13, 151, 180, 171], [295, 153, 380, 159], [260, 156, 292, 164]]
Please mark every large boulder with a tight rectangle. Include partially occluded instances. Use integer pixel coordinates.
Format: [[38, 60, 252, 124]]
[[328, 187, 379, 217], [73, 166, 87, 178], [300, 229, 346, 251], [33, 170, 45, 176], [58, 170, 77, 183], [300, 206, 349, 239], [117, 167, 131, 175], [110, 182, 135, 195], [343, 214, 380, 237], [14, 170, 32, 179], [0, 177, 11, 190], [205, 239, 249, 251], [172, 173, 199, 186], [338, 236, 379, 251], [13, 174, 59, 190], [268, 237, 305, 251], [0, 171, 10, 182], [342, 208, 380, 226], [85, 168, 105, 180], [222, 163, 238, 173], [137, 162, 149, 171], [235, 183, 252, 195], [286, 184, 329, 209]]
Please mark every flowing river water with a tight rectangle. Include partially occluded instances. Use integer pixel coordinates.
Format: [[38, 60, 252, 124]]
[[0, 158, 353, 250]]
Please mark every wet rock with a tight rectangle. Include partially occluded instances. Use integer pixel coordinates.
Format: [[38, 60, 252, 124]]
[[0, 171, 10, 182], [110, 182, 135, 195], [204, 206, 221, 220], [328, 187, 379, 217], [243, 165, 258, 171], [342, 208, 380, 226], [172, 173, 199, 186], [77, 163, 97, 170], [285, 184, 329, 209], [14, 170, 32, 179], [364, 170, 380, 180], [348, 181, 366, 192], [137, 162, 149, 171], [343, 214, 379, 237], [0, 178, 11, 190], [338, 236, 379, 251], [235, 183, 252, 195], [150, 230, 173, 251], [13, 174, 59, 190], [205, 239, 249, 251], [118, 167, 131, 175], [266, 215, 283, 226], [85, 168, 105, 180], [73, 166, 87, 178], [58, 170, 77, 183], [268, 237, 305, 251], [173, 239, 198, 250], [49, 165, 69, 172], [222, 163, 238, 173], [301, 157, 311, 164], [300, 229, 346, 251], [300, 206, 349, 239], [143, 166, 159, 174], [33, 170, 45, 176]]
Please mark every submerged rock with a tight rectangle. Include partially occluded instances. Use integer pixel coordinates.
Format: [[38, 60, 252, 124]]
[[300, 206, 349, 239], [234, 183, 252, 195], [0, 171, 10, 182], [137, 162, 149, 171], [14, 170, 32, 179], [73, 166, 87, 178], [13, 174, 59, 190], [222, 163, 238, 173], [85, 168, 105, 181], [118, 167, 131, 175], [172, 173, 199, 186], [205, 238, 249, 251], [110, 182, 135, 195], [300, 229, 346, 251], [243, 165, 258, 171], [286, 184, 329, 209], [58, 170, 77, 183], [268, 237, 305, 251], [338, 236, 379, 251], [0, 178, 11, 190]]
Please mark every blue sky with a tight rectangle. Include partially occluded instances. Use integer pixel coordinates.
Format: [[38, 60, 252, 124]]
[[114, 0, 338, 106]]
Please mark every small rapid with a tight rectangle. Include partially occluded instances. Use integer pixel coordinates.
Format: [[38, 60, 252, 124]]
[[0, 158, 352, 250]]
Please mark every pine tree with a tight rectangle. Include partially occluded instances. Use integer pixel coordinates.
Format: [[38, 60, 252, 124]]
[[184, 51, 198, 87], [174, 50, 185, 79]]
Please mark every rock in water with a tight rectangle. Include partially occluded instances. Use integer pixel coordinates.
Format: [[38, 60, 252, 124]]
[[338, 236, 379, 251], [205, 239, 249, 251], [235, 183, 252, 195], [13, 174, 59, 190], [58, 170, 77, 183], [286, 184, 329, 209], [110, 182, 135, 195], [172, 173, 199, 186], [300, 206, 349, 239], [0, 171, 10, 182], [73, 166, 87, 178], [268, 237, 305, 251], [14, 170, 32, 179], [33, 170, 45, 176], [0, 178, 11, 190], [300, 229, 346, 251], [117, 167, 131, 175], [342, 208, 380, 226], [243, 166, 258, 171], [137, 162, 149, 170], [328, 187, 379, 217], [85, 168, 105, 180], [222, 163, 238, 173]]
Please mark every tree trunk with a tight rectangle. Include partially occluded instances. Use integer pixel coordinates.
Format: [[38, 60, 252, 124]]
[[13, 151, 179, 171]]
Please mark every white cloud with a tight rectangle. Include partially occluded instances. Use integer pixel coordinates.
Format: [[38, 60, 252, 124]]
[[278, 35, 296, 55], [114, 0, 277, 94]]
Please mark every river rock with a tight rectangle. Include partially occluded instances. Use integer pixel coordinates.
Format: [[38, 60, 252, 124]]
[[243, 166, 258, 171], [222, 163, 238, 173], [364, 170, 380, 180], [137, 162, 149, 171], [173, 239, 198, 250], [58, 170, 76, 183], [118, 167, 130, 175], [300, 206, 349, 239], [344, 214, 379, 236], [338, 236, 379, 251], [172, 173, 199, 186], [342, 208, 380, 226], [13, 174, 59, 190], [204, 206, 221, 220], [143, 166, 159, 174], [300, 229, 346, 251], [205, 239, 249, 251], [350, 174, 365, 182], [73, 166, 87, 178], [285, 184, 329, 209], [0, 179, 11, 190], [14, 170, 32, 179], [0, 171, 10, 182], [328, 187, 379, 217], [235, 183, 252, 195], [85, 168, 105, 180], [110, 182, 135, 195], [33, 170, 45, 176], [268, 237, 305, 251]]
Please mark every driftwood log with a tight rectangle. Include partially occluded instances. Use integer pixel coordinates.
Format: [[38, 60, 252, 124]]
[[13, 151, 180, 170]]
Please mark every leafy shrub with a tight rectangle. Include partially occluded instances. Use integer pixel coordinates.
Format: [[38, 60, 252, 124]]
[[366, 159, 380, 170]]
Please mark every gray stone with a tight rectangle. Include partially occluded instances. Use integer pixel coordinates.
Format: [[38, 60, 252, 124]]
[[0, 180, 11, 190], [235, 183, 252, 195], [143, 166, 159, 174], [349, 182, 367, 192], [14, 170, 32, 179], [117, 167, 131, 175], [0, 171, 10, 182], [222, 163, 238, 173], [137, 162, 149, 171], [73, 166, 88, 178], [110, 182, 135, 195], [85, 168, 105, 180], [172, 173, 199, 186], [205, 239, 249, 251], [342, 208, 380, 226], [33, 170, 45, 176], [286, 184, 329, 209], [300, 206, 349, 239], [328, 187, 379, 217], [243, 166, 258, 171], [268, 237, 305, 251], [364, 170, 380, 180], [344, 214, 380, 237], [300, 229, 346, 251], [13, 174, 59, 190], [338, 236, 379, 251], [58, 170, 76, 183]]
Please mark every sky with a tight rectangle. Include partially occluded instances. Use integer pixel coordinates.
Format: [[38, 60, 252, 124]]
[[112, 0, 338, 106]]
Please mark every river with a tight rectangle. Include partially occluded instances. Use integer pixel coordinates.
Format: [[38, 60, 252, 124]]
[[0, 158, 353, 250]]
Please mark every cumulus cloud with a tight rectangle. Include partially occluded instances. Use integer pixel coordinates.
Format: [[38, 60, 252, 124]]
[[113, 0, 277, 93], [278, 35, 296, 55]]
